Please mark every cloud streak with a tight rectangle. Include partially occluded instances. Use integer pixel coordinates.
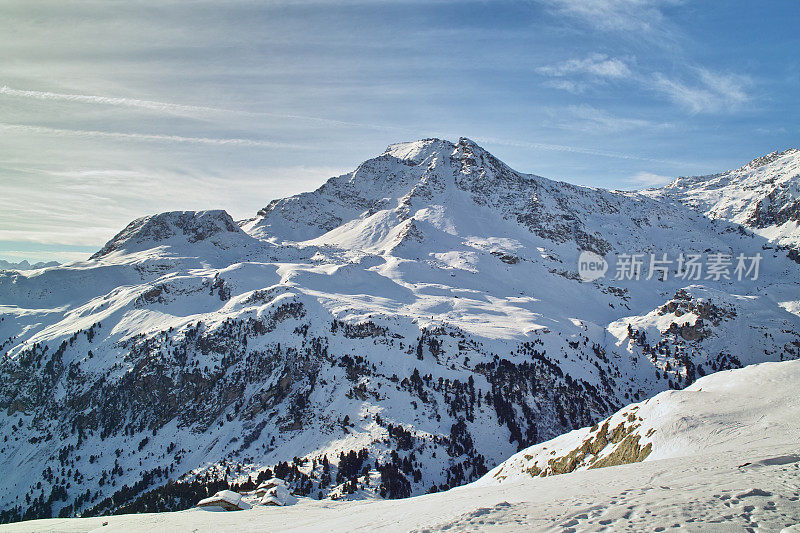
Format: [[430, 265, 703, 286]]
[[0, 85, 226, 117], [537, 56, 752, 114], [650, 69, 751, 113], [542, 0, 681, 34], [0, 84, 422, 139], [0, 122, 306, 149], [537, 54, 632, 79], [559, 105, 661, 133], [1, 84, 424, 132]]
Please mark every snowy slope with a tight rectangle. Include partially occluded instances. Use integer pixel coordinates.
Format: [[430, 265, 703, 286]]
[[482, 359, 800, 485], [644, 148, 800, 251], [0, 138, 799, 523], [4, 360, 799, 532]]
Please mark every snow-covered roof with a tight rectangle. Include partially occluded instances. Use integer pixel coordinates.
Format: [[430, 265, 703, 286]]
[[257, 477, 287, 490], [258, 484, 297, 507], [260, 495, 285, 506], [197, 490, 251, 510]]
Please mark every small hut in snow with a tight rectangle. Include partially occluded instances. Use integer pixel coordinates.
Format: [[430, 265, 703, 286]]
[[196, 490, 252, 511], [255, 478, 288, 497], [259, 483, 297, 507]]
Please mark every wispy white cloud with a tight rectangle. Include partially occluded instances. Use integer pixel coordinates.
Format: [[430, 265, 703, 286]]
[[650, 68, 751, 113], [542, 0, 681, 33], [0, 85, 225, 117], [0, 85, 415, 134], [538, 53, 752, 115], [559, 105, 661, 132], [471, 135, 694, 167], [537, 53, 632, 79], [542, 79, 588, 94], [534, 2, 751, 115], [626, 170, 673, 188]]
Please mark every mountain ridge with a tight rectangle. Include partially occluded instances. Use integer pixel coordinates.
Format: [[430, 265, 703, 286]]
[[90, 210, 255, 260], [643, 147, 800, 252]]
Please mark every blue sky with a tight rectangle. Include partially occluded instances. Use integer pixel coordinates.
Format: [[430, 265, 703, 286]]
[[0, 0, 797, 263]]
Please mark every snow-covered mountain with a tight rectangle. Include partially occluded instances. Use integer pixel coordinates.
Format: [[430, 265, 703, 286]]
[[644, 148, 800, 254], [1, 138, 799, 523], [5, 359, 798, 532]]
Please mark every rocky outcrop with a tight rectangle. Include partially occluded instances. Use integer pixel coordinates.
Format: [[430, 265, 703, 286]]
[[91, 210, 246, 259]]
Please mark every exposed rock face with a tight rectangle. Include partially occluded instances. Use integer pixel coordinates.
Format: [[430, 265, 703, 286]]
[[488, 403, 654, 482], [0, 308, 616, 522], [452, 139, 613, 255], [658, 289, 738, 342], [748, 195, 800, 229], [483, 359, 800, 490]]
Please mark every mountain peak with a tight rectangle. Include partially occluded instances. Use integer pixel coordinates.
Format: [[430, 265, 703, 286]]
[[91, 209, 246, 259], [383, 138, 455, 163], [241, 140, 799, 257], [456, 136, 483, 149], [243, 137, 539, 244]]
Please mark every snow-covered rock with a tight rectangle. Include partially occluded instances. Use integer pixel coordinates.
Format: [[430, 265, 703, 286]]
[[91, 209, 260, 263]]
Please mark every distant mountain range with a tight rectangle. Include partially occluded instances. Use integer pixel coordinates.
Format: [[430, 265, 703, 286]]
[[0, 138, 798, 523], [0, 260, 60, 271]]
